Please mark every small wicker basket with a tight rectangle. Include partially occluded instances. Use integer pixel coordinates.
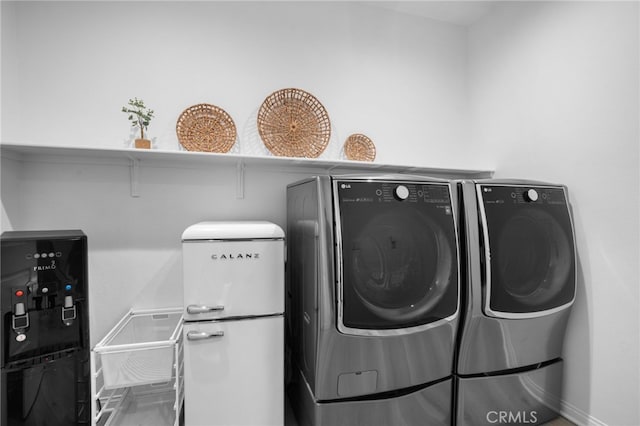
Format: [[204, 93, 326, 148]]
[[344, 133, 376, 162], [257, 88, 331, 158], [176, 103, 237, 153]]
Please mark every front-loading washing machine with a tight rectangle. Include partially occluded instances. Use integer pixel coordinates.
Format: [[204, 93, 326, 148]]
[[286, 175, 461, 426], [455, 180, 577, 426]]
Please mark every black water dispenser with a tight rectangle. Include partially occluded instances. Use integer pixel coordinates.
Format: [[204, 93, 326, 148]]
[[1, 230, 90, 425]]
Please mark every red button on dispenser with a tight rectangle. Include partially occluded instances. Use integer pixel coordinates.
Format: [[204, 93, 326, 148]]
[[15, 290, 24, 297]]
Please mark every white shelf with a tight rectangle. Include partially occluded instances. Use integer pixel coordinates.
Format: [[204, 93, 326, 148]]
[[1, 143, 493, 198], [0, 143, 493, 177]]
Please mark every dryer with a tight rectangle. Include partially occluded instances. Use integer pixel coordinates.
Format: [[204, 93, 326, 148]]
[[456, 180, 577, 426], [286, 175, 461, 426]]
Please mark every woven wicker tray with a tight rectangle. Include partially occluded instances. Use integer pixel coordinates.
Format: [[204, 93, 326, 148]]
[[257, 88, 331, 158], [344, 133, 376, 162], [176, 103, 237, 153]]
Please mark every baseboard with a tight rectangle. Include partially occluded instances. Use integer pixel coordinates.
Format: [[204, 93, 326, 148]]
[[561, 399, 608, 426]]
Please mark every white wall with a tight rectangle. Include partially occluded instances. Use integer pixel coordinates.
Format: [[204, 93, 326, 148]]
[[1, 1, 471, 169], [1, 1, 472, 343], [468, 2, 640, 425]]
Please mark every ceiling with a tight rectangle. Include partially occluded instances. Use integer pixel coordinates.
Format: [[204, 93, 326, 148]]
[[362, 1, 497, 26]]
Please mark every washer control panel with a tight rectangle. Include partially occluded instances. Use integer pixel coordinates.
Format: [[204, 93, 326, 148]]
[[479, 184, 567, 206], [337, 180, 451, 205]]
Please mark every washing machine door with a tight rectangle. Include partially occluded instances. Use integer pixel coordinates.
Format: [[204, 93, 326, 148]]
[[477, 184, 576, 318], [334, 179, 459, 335]]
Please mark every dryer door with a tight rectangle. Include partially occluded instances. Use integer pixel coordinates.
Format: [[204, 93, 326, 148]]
[[334, 180, 459, 334], [477, 184, 576, 318]]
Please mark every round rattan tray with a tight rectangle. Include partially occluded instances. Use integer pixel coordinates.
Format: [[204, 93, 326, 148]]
[[257, 88, 331, 158], [344, 133, 376, 162], [176, 103, 237, 153]]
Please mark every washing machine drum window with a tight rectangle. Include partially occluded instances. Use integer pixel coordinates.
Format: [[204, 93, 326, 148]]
[[478, 182, 577, 316], [489, 208, 575, 312], [498, 210, 571, 302], [341, 209, 458, 330]]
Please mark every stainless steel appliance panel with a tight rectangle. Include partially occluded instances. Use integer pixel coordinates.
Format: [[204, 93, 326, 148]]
[[456, 361, 563, 426], [292, 369, 452, 426], [456, 180, 575, 375], [287, 176, 460, 401]]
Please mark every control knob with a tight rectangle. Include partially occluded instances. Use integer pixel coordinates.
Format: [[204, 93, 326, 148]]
[[394, 185, 410, 200], [523, 189, 539, 202]]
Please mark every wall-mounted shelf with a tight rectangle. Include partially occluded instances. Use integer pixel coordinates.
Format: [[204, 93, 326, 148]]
[[1, 143, 494, 198]]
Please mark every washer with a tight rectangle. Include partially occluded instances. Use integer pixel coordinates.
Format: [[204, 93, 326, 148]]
[[455, 180, 577, 426], [286, 175, 461, 426]]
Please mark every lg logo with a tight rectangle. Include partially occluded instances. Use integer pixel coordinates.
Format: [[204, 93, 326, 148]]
[[486, 411, 538, 424]]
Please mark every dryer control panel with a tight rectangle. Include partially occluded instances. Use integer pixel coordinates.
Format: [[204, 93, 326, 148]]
[[480, 185, 568, 206], [337, 180, 452, 206]]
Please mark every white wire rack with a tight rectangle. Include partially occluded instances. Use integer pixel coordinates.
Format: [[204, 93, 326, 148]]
[[90, 309, 184, 426]]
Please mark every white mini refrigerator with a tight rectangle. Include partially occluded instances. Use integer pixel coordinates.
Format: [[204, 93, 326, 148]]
[[181, 221, 285, 426]]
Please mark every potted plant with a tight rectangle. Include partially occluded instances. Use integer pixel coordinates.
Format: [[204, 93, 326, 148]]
[[122, 98, 154, 149]]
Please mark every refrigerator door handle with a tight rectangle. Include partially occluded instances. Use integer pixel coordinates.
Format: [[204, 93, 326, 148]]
[[186, 304, 225, 314], [187, 330, 225, 341]]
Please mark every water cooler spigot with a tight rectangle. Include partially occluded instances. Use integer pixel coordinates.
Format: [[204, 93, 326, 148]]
[[12, 302, 29, 340], [62, 295, 76, 326]]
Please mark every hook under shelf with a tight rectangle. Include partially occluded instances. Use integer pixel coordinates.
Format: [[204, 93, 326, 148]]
[[130, 158, 140, 198], [236, 160, 245, 199]]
